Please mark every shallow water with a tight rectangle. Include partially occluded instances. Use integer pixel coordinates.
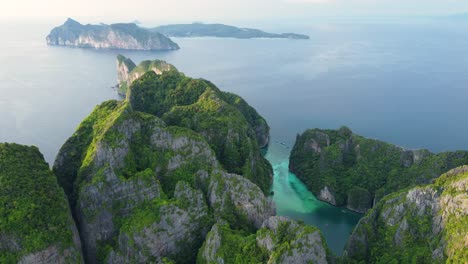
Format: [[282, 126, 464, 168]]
[[266, 142, 362, 255]]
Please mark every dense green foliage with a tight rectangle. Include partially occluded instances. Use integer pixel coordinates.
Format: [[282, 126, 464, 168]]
[[0, 143, 77, 263], [53, 100, 126, 207], [128, 70, 272, 192], [51, 57, 276, 263], [197, 223, 269, 264], [290, 127, 468, 211], [343, 167, 468, 264], [433, 168, 468, 262]]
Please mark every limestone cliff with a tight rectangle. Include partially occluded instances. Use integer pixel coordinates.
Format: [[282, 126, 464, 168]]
[[46, 18, 179, 51], [0, 143, 83, 263], [116, 56, 272, 193], [116, 55, 177, 96], [198, 216, 334, 264], [290, 126, 468, 213], [343, 166, 468, 263], [53, 59, 276, 263]]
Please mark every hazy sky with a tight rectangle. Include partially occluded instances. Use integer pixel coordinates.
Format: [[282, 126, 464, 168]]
[[4, 0, 468, 23]]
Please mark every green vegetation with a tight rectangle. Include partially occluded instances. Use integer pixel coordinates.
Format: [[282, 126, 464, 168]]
[[197, 223, 269, 264], [290, 126, 468, 211], [51, 57, 276, 263], [128, 70, 272, 193], [53, 100, 128, 207], [343, 166, 468, 263], [0, 143, 80, 263], [151, 23, 310, 39], [433, 168, 468, 262]]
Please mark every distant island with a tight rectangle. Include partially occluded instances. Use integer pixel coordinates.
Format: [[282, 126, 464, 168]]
[[46, 18, 179, 51], [150, 22, 310, 39]]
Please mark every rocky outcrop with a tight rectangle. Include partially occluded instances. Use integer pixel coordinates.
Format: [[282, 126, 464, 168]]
[[116, 55, 177, 96], [198, 216, 334, 264], [53, 58, 276, 262], [209, 171, 275, 229], [290, 126, 468, 213], [107, 182, 211, 263], [120, 57, 273, 193], [343, 166, 468, 263], [0, 143, 83, 263], [47, 18, 179, 51], [258, 216, 333, 264], [318, 186, 336, 205]]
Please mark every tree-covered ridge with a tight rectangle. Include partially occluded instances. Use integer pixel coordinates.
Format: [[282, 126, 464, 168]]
[[129, 71, 272, 192], [0, 143, 83, 263], [198, 217, 334, 264], [289, 126, 468, 213], [117, 56, 272, 193], [343, 166, 468, 263], [53, 98, 275, 263], [151, 23, 310, 39], [46, 18, 180, 51]]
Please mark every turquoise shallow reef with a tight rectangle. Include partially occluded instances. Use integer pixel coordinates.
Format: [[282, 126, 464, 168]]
[[266, 141, 362, 255]]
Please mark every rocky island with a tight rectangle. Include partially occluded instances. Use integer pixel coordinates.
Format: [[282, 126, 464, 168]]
[[46, 18, 179, 51], [151, 22, 310, 39], [0, 56, 336, 263], [289, 126, 468, 213], [2, 56, 467, 263]]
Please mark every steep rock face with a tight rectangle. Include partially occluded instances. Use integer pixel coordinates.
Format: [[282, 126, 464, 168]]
[[198, 217, 334, 264], [46, 18, 179, 51], [220, 91, 270, 149], [290, 126, 468, 213], [258, 216, 333, 264], [0, 143, 83, 263], [208, 171, 275, 229], [107, 182, 211, 263], [54, 101, 274, 262], [343, 166, 468, 263], [116, 55, 177, 97], [318, 186, 336, 205], [55, 102, 219, 262], [122, 57, 272, 193], [53, 57, 279, 263]]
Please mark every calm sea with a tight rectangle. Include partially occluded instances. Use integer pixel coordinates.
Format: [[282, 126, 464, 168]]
[[1, 19, 467, 255]]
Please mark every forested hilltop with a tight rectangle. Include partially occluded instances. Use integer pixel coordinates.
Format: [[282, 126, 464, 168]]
[[290, 126, 468, 213], [45, 56, 333, 263], [343, 166, 468, 263], [0, 143, 83, 263]]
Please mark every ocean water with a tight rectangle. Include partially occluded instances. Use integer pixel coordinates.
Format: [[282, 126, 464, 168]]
[[1, 19, 468, 255]]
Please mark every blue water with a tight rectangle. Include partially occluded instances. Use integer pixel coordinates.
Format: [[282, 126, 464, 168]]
[[1, 19, 468, 255]]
